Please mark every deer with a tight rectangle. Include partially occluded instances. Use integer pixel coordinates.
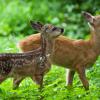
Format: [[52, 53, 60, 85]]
[[19, 12, 100, 90], [0, 21, 63, 89]]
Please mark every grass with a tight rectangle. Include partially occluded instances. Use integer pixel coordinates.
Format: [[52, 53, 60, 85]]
[[0, 35, 100, 100]]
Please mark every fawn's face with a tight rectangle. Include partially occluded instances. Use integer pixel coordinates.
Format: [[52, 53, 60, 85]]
[[41, 24, 64, 39], [30, 21, 64, 39], [83, 11, 100, 31]]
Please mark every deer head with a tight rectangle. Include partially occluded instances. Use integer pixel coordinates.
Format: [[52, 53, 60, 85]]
[[82, 11, 100, 31], [30, 21, 64, 40]]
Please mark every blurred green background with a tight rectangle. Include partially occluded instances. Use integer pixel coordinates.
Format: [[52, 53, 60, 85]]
[[0, 0, 100, 38], [0, 0, 100, 100]]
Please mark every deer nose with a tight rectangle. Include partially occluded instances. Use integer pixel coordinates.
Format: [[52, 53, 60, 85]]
[[61, 28, 64, 33]]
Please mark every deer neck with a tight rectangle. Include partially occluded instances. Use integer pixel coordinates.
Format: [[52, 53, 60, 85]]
[[41, 35, 55, 59], [90, 28, 100, 54], [45, 39, 55, 58]]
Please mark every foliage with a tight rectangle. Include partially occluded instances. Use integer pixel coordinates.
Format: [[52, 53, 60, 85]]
[[0, 0, 100, 38]]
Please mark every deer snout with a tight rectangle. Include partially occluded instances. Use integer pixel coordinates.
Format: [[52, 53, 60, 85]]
[[61, 28, 64, 33]]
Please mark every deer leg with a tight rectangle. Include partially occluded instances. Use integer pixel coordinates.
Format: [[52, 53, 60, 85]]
[[0, 75, 6, 84], [76, 66, 89, 90], [32, 75, 44, 100], [13, 77, 23, 90], [39, 75, 44, 90], [66, 69, 75, 87], [32, 74, 44, 89]]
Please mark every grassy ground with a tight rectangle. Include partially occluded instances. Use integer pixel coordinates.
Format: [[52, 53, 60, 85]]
[[0, 36, 100, 100]]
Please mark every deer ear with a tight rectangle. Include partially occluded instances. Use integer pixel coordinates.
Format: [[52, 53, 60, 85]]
[[82, 11, 95, 23], [30, 21, 43, 31]]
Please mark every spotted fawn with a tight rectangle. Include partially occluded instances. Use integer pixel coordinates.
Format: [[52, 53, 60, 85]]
[[0, 21, 63, 89]]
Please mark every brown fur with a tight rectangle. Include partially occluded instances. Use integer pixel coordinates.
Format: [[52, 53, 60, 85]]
[[19, 12, 100, 90], [0, 22, 63, 89]]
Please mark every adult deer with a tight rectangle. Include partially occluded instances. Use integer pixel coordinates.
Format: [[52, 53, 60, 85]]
[[19, 12, 100, 90]]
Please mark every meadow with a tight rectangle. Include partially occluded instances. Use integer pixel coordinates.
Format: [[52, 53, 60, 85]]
[[0, 0, 100, 100], [0, 33, 100, 100]]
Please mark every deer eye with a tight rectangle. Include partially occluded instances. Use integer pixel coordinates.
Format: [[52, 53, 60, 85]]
[[52, 27, 57, 31]]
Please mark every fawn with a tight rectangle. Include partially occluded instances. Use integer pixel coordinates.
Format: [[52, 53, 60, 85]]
[[19, 12, 100, 90], [0, 21, 63, 89]]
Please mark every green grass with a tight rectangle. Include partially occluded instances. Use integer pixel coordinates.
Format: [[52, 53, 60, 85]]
[[0, 0, 100, 99], [0, 36, 100, 100]]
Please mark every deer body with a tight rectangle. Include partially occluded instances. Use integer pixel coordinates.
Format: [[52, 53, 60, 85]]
[[0, 43, 50, 89], [19, 12, 100, 90], [20, 34, 98, 67], [0, 22, 63, 89], [0, 50, 50, 76], [53, 39, 98, 68]]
